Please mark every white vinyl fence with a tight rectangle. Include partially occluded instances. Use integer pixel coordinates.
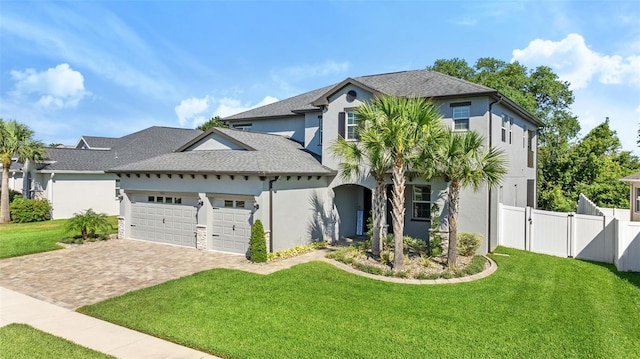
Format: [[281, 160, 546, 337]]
[[498, 202, 639, 272]]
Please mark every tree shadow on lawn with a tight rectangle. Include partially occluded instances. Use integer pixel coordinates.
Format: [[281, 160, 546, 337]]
[[578, 259, 640, 290]]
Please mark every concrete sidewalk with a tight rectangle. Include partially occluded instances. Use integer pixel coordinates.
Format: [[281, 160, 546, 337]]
[[0, 287, 219, 359]]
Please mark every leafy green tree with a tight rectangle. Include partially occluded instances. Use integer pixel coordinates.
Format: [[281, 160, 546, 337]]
[[331, 103, 392, 257], [359, 95, 444, 270], [249, 219, 267, 262], [567, 120, 639, 208], [0, 119, 45, 223], [65, 209, 112, 241], [428, 58, 580, 211], [432, 130, 507, 267], [196, 116, 227, 131]]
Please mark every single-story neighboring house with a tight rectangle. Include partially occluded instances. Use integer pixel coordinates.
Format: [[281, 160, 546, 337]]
[[111, 69, 541, 256], [4, 127, 201, 219], [621, 172, 640, 221]]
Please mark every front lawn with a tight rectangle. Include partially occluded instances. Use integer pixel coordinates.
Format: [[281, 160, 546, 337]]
[[79, 247, 640, 358], [0, 216, 117, 259], [0, 323, 114, 358]]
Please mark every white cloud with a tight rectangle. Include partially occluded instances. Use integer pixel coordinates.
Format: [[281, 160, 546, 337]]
[[512, 33, 640, 89], [10, 63, 88, 108], [174, 95, 279, 127], [174, 96, 210, 127], [212, 96, 278, 118]]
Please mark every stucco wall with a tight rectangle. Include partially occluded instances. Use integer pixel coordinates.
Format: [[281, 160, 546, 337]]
[[47, 173, 119, 219], [304, 111, 323, 155], [231, 117, 306, 144], [321, 84, 375, 170]]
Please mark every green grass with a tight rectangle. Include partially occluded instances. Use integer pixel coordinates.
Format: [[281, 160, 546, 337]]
[[0, 216, 117, 259], [0, 323, 114, 358], [79, 247, 640, 359]]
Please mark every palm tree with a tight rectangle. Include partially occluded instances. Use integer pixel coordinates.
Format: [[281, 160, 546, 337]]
[[331, 101, 392, 257], [433, 130, 507, 267], [0, 119, 45, 223], [367, 96, 444, 270], [65, 208, 112, 241]]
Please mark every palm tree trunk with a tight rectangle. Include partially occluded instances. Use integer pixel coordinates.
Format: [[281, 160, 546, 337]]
[[447, 180, 461, 268], [391, 160, 406, 270], [1, 164, 11, 223], [371, 179, 386, 256]]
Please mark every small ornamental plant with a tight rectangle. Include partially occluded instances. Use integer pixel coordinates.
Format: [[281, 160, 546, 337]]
[[249, 220, 267, 263]]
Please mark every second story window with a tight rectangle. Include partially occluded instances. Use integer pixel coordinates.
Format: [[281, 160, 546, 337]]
[[452, 106, 470, 131], [509, 117, 514, 144], [346, 111, 359, 141], [318, 115, 323, 145], [501, 114, 508, 142], [232, 123, 252, 131]]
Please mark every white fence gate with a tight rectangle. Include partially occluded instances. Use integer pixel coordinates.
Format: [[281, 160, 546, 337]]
[[498, 203, 637, 271]]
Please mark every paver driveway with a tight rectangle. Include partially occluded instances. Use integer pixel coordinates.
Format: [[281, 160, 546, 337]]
[[0, 239, 250, 309]]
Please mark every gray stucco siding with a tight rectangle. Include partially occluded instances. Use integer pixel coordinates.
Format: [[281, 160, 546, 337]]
[[40, 173, 119, 219], [230, 117, 306, 144], [321, 84, 375, 170]]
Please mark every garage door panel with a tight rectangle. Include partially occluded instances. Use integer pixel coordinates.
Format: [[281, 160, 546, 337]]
[[210, 199, 253, 255], [130, 202, 197, 247]]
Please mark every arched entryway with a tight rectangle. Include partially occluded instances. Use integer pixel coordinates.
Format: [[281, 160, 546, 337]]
[[332, 184, 372, 239]]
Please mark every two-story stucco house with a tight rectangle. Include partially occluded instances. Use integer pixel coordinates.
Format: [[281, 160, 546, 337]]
[[112, 69, 541, 255]]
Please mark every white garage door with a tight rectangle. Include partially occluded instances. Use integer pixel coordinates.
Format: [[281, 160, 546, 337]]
[[211, 198, 253, 255], [131, 201, 197, 247]]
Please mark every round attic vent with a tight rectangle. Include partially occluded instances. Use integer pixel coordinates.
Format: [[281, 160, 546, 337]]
[[346, 90, 357, 102]]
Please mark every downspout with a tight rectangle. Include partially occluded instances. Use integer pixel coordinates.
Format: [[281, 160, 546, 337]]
[[487, 95, 502, 253], [268, 176, 280, 253]]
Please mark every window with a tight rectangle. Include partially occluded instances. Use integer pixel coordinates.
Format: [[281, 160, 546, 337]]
[[318, 115, 323, 145], [224, 200, 234, 207], [236, 200, 245, 208], [148, 196, 182, 204], [224, 199, 246, 208], [232, 123, 252, 131], [346, 111, 359, 140], [452, 106, 470, 131], [636, 188, 640, 214], [412, 186, 431, 220], [115, 179, 121, 198], [501, 114, 508, 142], [509, 117, 514, 144]]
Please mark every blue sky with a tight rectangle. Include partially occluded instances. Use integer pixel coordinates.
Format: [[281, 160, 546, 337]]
[[1, 0, 639, 152]]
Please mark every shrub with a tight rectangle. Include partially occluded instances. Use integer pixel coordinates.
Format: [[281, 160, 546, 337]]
[[428, 235, 443, 256], [379, 250, 393, 266], [249, 220, 267, 263], [9, 198, 51, 223], [65, 209, 112, 241], [267, 241, 327, 261], [1, 189, 22, 204], [457, 232, 482, 256], [403, 236, 426, 254]]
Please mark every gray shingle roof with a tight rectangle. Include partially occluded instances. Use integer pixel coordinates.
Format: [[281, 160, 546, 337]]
[[225, 85, 334, 120], [109, 128, 334, 175], [225, 70, 496, 120], [39, 127, 202, 172], [78, 136, 119, 149], [621, 172, 640, 182]]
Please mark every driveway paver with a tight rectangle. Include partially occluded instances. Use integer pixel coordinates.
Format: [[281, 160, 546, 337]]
[[0, 239, 249, 309]]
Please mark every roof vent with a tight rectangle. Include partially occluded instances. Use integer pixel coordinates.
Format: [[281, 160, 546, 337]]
[[346, 90, 357, 102]]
